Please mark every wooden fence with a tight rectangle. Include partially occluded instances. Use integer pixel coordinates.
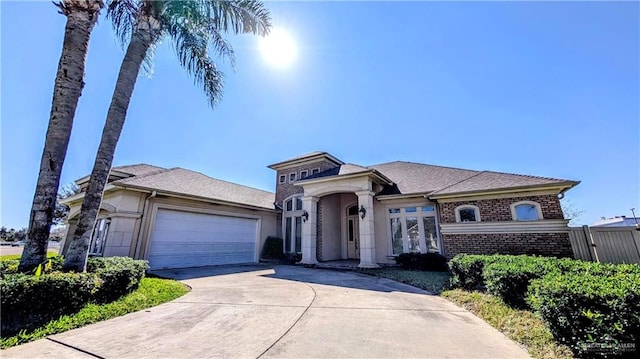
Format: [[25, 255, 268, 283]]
[[569, 225, 640, 264]]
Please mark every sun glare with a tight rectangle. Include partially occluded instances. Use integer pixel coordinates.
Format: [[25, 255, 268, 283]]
[[259, 28, 297, 69]]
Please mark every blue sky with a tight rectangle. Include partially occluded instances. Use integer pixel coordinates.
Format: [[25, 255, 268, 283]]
[[1, 1, 638, 229]]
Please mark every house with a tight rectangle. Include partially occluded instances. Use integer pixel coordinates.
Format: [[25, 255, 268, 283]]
[[60, 152, 579, 269], [592, 216, 640, 228]]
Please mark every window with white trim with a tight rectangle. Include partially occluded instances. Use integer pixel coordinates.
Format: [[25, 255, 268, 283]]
[[455, 205, 480, 222], [511, 201, 543, 221], [279, 175, 286, 184], [311, 168, 320, 175], [283, 196, 304, 252], [300, 170, 308, 179], [289, 173, 296, 183], [89, 218, 110, 255], [388, 206, 439, 255]]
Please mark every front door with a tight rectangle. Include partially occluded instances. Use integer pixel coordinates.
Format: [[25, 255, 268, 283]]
[[347, 215, 360, 259]]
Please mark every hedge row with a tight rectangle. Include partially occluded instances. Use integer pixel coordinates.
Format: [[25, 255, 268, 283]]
[[1, 256, 148, 336], [449, 254, 640, 358], [394, 252, 449, 272]]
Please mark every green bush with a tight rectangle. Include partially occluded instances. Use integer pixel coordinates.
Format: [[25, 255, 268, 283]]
[[528, 272, 640, 358], [261, 236, 284, 260], [483, 256, 558, 309], [283, 252, 302, 264], [0, 256, 64, 278], [395, 253, 449, 271], [0, 260, 19, 277], [88, 257, 148, 302], [1, 256, 148, 337], [1, 272, 99, 336], [449, 254, 505, 290]]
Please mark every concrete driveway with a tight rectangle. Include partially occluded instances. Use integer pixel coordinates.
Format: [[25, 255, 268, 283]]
[[2, 265, 529, 358]]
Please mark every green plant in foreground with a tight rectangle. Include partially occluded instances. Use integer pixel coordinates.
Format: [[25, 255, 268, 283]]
[[0, 277, 188, 348]]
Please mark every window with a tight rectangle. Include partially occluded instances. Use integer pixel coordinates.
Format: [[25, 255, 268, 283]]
[[283, 195, 304, 253], [89, 218, 109, 255], [455, 205, 480, 222], [311, 168, 320, 175], [387, 206, 440, 255], [511, 201, 542, 221], [279, 175, 286, 184], [289, 173, 296, 182], [300, 170, 308, 179]]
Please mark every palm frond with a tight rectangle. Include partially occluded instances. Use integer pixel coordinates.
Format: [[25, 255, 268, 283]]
[[105, 0, 139, 48], [168, 21, 225, 107], [206, 0, 271, 36]]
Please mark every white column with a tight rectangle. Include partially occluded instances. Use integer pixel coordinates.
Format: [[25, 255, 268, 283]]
[[301, 196, 319, 265], [356, 190, 379, 268]]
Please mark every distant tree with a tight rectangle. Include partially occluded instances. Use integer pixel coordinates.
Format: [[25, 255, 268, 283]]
[[561, 198, 584, 226], [20, 0, 104, 272], [14, 228, 28, 242], [0, 227, 7, 241], [53, 183, 81, 225], [64, 0, 271, 272]]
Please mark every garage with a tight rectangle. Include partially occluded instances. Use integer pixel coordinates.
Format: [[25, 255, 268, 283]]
[[148, 209, 258, 270]]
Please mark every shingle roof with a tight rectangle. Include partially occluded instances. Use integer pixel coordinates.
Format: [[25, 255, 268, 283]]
[[369, 161, 480, 194], [431, 170, 573, 195], [367, 161, 577, 196], [338, 163, 369, 175], [113, 167, 275, 210], [112, 164, 166, 177]]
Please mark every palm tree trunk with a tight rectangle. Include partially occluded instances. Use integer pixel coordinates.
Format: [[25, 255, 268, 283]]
[[63, 21, 158, 272], [19, 1, 102, 272]]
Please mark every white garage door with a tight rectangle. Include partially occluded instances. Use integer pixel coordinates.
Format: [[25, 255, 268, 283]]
[[148, 209, 258, 270]]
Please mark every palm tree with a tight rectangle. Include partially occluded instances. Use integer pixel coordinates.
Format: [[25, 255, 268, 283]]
[[62, 0, 271, 271], [19, 0, 104, 272]]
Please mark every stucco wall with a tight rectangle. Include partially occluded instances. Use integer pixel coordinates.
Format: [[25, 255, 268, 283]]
[[62, 191, 145, 256], [63, 189, 278, 265], [137, 195, 279, 261], [319, 194, 342, 261]]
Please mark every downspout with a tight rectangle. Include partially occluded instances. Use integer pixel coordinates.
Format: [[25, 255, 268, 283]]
[[134, 190, 157, 258]]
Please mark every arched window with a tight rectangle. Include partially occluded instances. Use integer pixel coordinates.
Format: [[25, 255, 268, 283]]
[[454, 205, 481, 223], [511, 201, 543, 221]]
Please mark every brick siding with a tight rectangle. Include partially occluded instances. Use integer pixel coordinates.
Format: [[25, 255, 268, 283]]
[[442, 232, 573, 259], [439, 195, 564, 223], [274, 160, 341, 205]]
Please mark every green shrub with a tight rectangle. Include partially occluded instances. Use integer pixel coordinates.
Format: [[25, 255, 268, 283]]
[[1, 272, 99, 336], [0, 256, 64, 278], [0, 260, 19, 277], [449, 254, 505, 290], [395, 253, 449, 271], [283, 252, 302, 264], [88, 257, 148, 303], [528, 272, 640, 358], [261, 236, 284, 260], [483, 256, 559, 309]]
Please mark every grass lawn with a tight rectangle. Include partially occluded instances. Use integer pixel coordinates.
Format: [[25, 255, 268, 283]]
[[0, 251, 59, 261], [362, 268, 572, 359], [441, 289, 573, 359], [0, 277, 189, 349], [360, 267, 451, 294]]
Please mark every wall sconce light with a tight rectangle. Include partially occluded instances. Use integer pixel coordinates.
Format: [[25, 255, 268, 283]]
[[359, 205, 366, 219], [302, 210, 309, 222]]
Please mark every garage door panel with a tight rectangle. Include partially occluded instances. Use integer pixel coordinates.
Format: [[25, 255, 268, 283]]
[[148, 209, 258, 270]]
